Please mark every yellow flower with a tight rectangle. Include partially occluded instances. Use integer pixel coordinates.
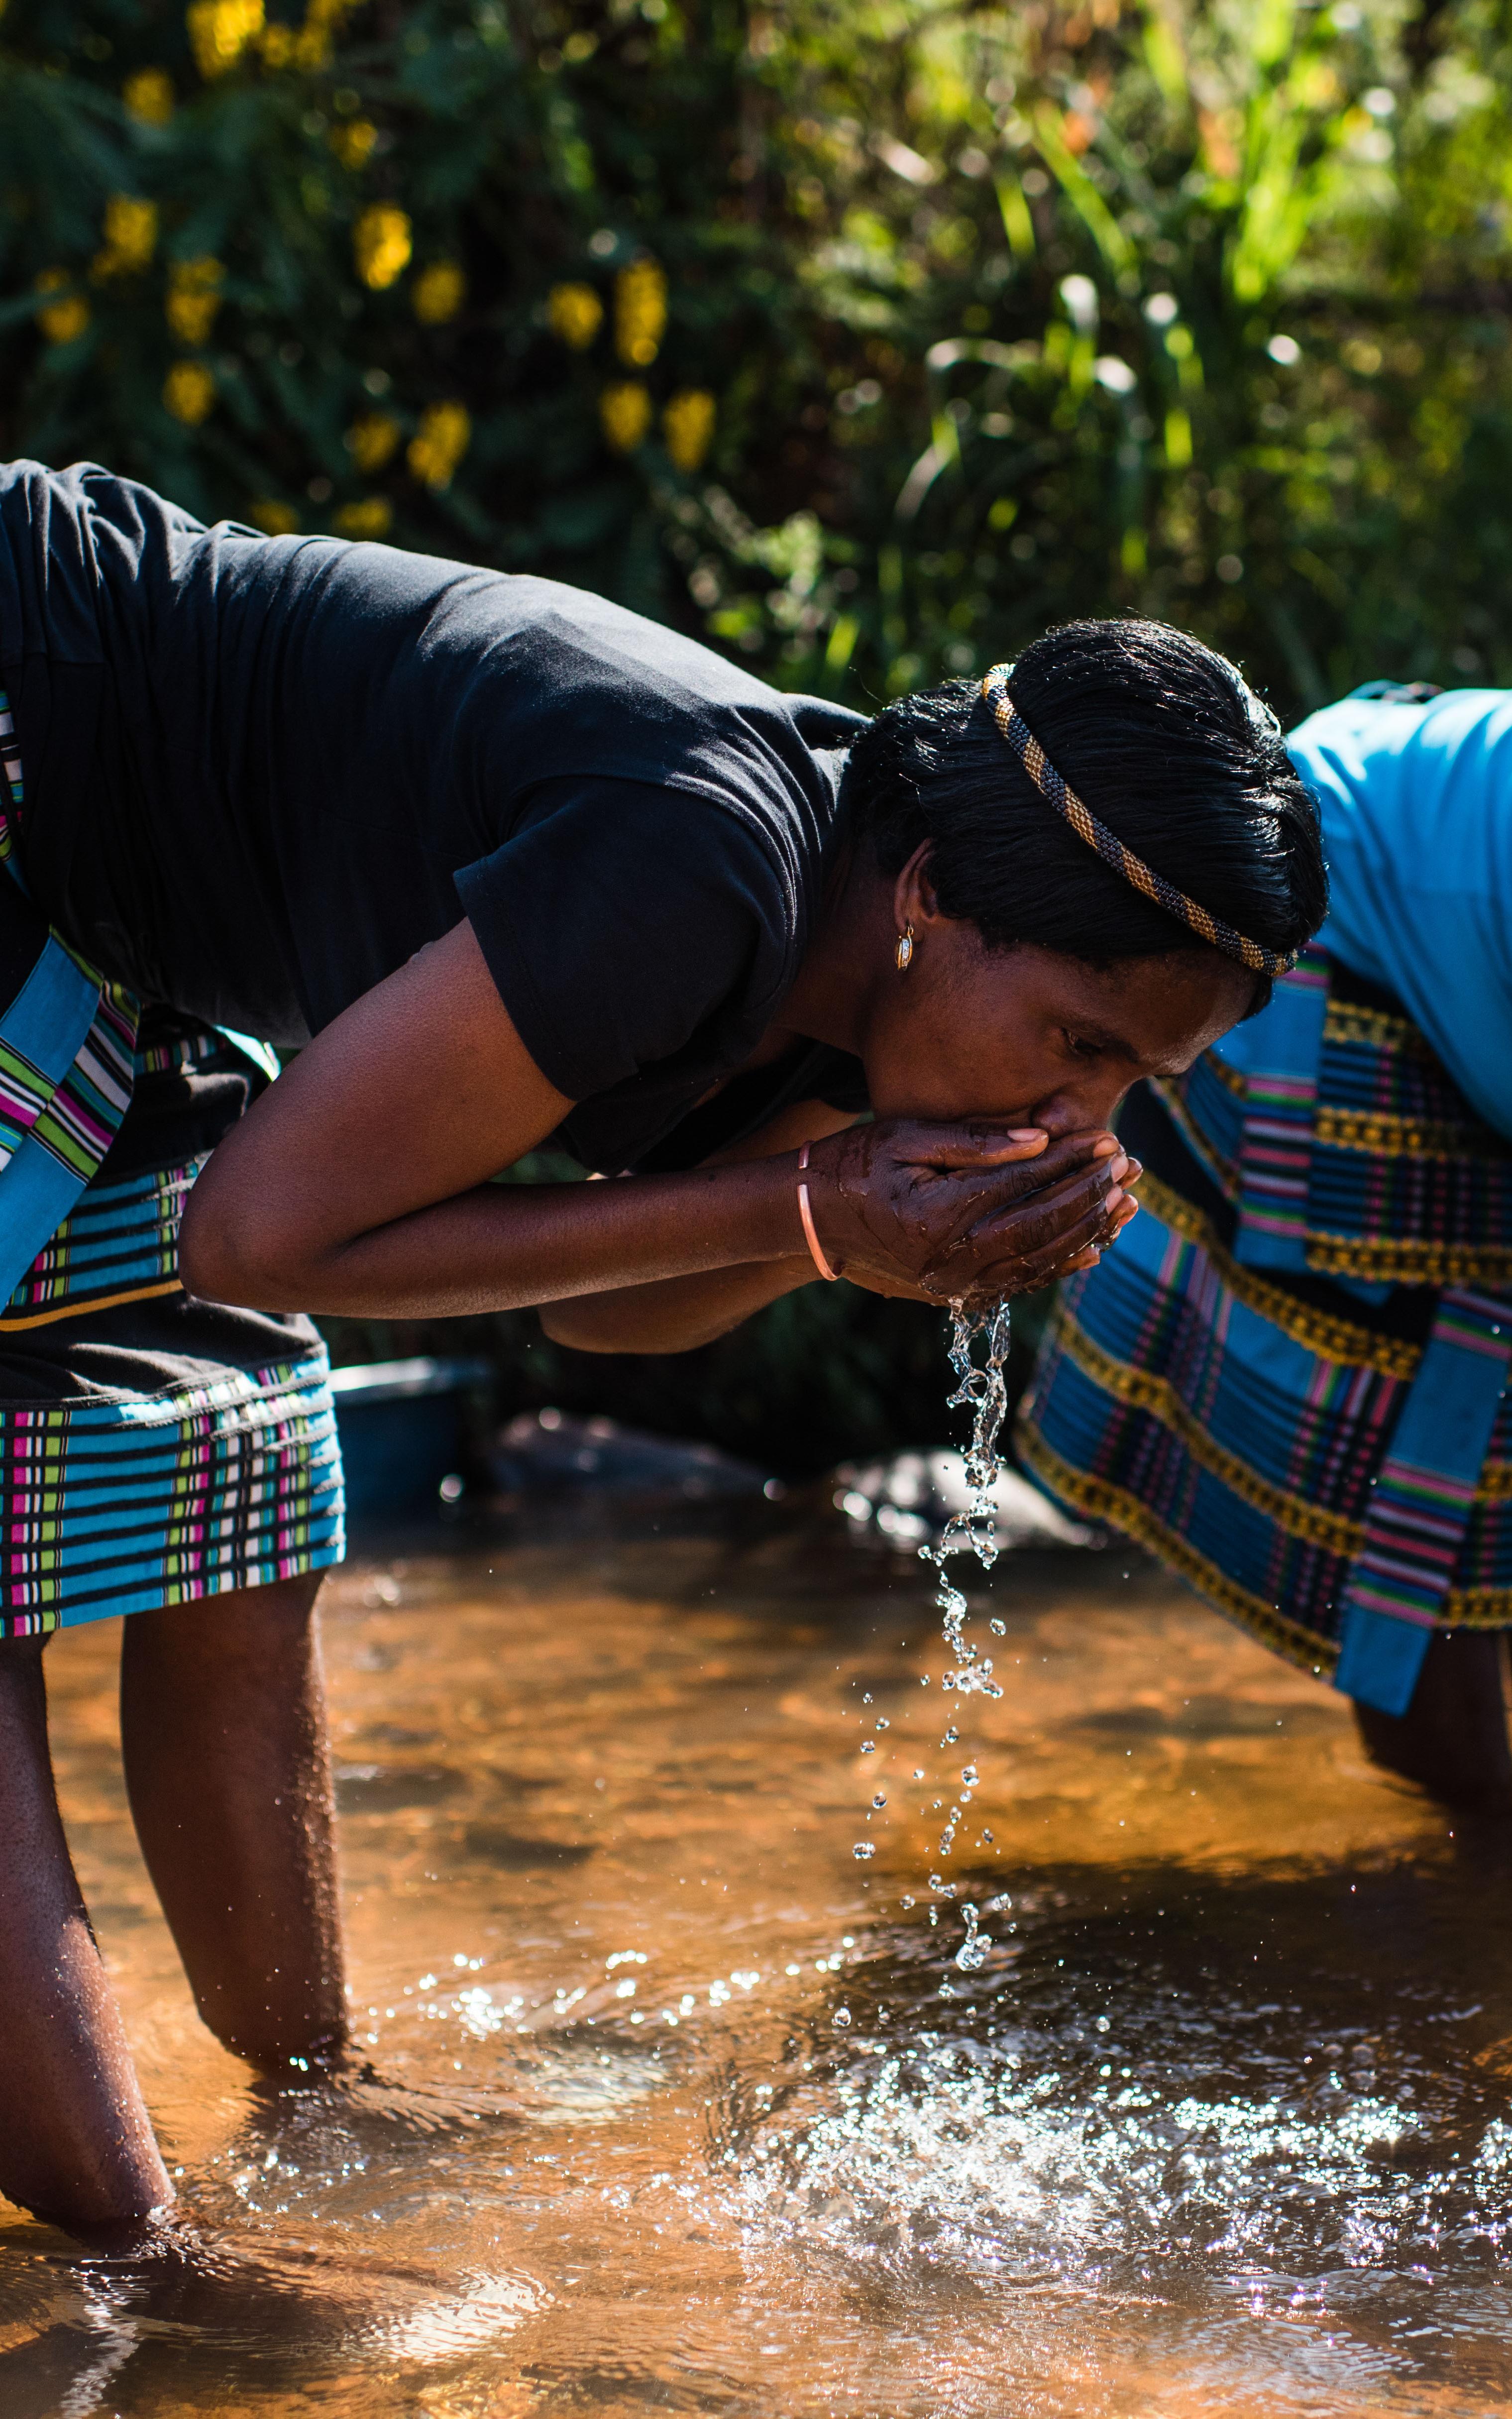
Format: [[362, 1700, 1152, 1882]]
[[93, 194, 159, 280], [186, 0, 265, 80], [334, 497, 394, 539], [34, 271, 90, 345], [614, 258, 666, 367], [290, 0, 356, 73], [353, 204, 412, 291], [407, 400, 471, 489], [163, 359, 216, 424], [599, 380, 652, 452], [329, 118, 377, 170], [662, 388, 716, 473], [166, 256, 224, 346], [413, 260, 466, 327], [344, 410, 402, 471], [260, 21, 294, 65], [248, 500, 300, 535], [123, 68, 175, 124], [547, 281, 603, 349]]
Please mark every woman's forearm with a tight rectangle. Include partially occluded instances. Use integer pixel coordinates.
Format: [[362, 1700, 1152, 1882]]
[[539, 1256, 818, 1355], [183, 1149, 808, 1319], [538, 1097, 858, 1353]]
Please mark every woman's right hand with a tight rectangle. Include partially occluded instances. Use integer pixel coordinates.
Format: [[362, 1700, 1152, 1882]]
[[801, 1119, 1137, 1307]]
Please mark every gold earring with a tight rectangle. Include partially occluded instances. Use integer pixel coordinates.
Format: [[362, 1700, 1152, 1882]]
[[895, 923, 915, 973]]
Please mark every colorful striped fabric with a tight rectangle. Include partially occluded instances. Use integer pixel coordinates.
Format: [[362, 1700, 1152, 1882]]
[[1332, 1288, 1512, 1708], [1018, 948, 1512, 1706], [0, 1143, 345, 1634], [0, 1354, 344, 1636], [0, 689, 343, 1633], [0, 688, 143, 1298], [1, 1156, 190, 1329], [1017, 1166, 1512, 1679], [0, 688, 22, 823], [1343, 1291, 1512, 1629], [1156, 961, 1512, 1290], [1228, 951, 1330, 1270], [0, 973, 138, 1186]]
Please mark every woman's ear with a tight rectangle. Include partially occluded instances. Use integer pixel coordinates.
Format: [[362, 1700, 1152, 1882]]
[[893, 840, 944, 935]]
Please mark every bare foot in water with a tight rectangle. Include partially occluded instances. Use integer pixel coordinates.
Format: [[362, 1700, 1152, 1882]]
[[1350, 1629, 1512, 1812]]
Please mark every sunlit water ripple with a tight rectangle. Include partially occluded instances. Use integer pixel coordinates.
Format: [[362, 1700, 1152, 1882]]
[[3, 1531, 1512, 2416]]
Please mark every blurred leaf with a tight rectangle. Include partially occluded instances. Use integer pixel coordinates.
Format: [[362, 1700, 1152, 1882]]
[[1032, 103, 1135, 279]]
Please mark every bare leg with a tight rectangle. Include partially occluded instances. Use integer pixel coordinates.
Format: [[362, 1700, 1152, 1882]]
[[120, 1575, 348, 2069], [1350, 1628, 1512, 1813], [0, 1636, 172, 2230]]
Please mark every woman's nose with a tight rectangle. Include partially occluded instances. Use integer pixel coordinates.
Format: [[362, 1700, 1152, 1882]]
[[1031, 1079, 1133, 1138]]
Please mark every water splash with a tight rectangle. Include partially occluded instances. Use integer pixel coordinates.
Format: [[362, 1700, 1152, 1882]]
[[916, 1300, 1010, 1964], [920, 1301, 1010, 1704], [953, 1900, 990, 1971]]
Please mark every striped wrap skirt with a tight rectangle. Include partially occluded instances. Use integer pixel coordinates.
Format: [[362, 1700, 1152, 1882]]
[[0, 693, 343, 1641], [1017, 951, 1512, 1717], [0, 1020, 344, 1638]]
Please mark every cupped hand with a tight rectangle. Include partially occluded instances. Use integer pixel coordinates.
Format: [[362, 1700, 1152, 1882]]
[[801, 1119, 1141, 1307]]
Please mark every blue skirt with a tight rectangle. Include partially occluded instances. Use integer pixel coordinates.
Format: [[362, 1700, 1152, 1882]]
[[1017, 955, 1512, 1702]]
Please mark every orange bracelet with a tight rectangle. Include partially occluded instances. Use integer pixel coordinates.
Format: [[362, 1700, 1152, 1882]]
[[796, 1142, 839, 1281]]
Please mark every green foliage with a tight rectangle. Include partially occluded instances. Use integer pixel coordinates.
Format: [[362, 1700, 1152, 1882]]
[[6, 0, 1512, 1462], [5, 0, 1512, 707]]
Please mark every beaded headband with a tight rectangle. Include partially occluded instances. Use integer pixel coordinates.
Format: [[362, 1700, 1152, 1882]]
[[979, 662, 1292, 980]]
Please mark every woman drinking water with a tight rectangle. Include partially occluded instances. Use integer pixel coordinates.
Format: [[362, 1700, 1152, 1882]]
[[0, 456, 1323, 2234]]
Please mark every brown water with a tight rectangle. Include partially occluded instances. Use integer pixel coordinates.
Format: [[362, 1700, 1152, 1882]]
[[4, 1520, 1512, 2418]]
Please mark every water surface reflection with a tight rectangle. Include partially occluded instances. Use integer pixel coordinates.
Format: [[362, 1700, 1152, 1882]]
[[2, 1525, 1507, 2415]]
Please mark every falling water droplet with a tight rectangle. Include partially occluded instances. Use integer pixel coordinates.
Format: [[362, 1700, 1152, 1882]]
[[919, 1301, 1009, 1707], [871, 1793, 886, 1809], [833, 2006, 852, 2028], [955, 1901, 990, 1972], [853, 1843, 876, 1860], [904, 1298, 1011, 1888]]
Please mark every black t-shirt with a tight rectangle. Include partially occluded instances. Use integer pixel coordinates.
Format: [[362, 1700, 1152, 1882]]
[[0, 459, 868, 1171]]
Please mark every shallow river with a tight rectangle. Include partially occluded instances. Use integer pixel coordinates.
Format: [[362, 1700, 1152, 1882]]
[[3, 1515, 1511, 2418]]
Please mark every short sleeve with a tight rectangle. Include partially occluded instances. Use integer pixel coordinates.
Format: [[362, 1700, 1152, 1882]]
[[1290, 689, 1512, 1135], [453, 776, 796, 1102]]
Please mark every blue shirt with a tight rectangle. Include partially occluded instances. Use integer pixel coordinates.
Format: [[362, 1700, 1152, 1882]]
[[1288, 687, 1512, 1136]]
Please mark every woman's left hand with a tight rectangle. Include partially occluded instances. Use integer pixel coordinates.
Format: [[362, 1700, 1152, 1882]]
[[843, 1159, 1141, 1304]]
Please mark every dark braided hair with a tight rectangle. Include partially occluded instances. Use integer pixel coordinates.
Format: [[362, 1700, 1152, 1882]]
[[846, 618, 1327, 1008]]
